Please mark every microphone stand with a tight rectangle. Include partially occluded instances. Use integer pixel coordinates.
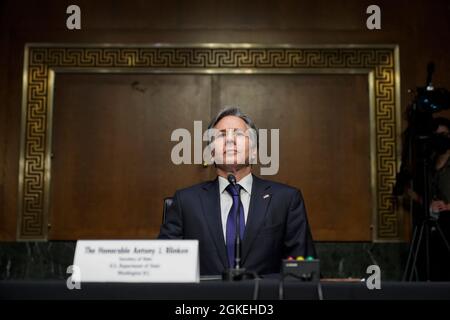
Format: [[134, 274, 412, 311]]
[[222, 174, 258, 281]]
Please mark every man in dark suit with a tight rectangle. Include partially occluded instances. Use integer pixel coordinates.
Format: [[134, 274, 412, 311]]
[[159, 107, 315, 276]]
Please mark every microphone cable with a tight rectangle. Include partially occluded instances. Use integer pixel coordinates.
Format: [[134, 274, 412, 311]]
[[252, 277, 261, 300]]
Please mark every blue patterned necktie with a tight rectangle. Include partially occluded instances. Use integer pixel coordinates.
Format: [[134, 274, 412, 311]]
[[225, 183, 245, 268]]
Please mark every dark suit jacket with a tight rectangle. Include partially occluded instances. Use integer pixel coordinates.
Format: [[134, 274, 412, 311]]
[[158, 174, 316, 275]]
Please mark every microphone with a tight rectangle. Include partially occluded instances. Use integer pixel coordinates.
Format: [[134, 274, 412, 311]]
[[227, 174, 237, 186], [226, 173, 241, 270], [222, 173, 257, 281]]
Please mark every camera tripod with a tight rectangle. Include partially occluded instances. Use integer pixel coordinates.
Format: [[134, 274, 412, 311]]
[[402, 154, 450, 281]]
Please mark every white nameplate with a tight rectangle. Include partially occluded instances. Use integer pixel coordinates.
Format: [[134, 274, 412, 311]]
[[73, 240, 199, 283]]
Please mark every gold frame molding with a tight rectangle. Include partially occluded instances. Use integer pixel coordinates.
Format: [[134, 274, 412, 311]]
[[18, 43, 401, 241]]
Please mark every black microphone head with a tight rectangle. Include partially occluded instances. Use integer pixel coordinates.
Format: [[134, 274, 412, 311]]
[[227, 174, 237, 185]]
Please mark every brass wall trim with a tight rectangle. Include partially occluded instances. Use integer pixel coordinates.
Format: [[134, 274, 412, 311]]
[[18, 44, 401, 241]]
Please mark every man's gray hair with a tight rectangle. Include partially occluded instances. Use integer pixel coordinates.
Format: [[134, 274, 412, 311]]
[[208, 107, 258, 133], [208, 107, 259, 148]]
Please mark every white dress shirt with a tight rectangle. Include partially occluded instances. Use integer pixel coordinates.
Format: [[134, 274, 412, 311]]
[[218, 173, 253, 243]]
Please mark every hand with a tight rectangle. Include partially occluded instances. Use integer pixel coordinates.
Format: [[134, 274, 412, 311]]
[[445, 203, 450, 212], [431, 200, 447, 212]]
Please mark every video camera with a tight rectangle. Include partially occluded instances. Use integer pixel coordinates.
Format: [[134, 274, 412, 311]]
[[393, 63, 450, 197]]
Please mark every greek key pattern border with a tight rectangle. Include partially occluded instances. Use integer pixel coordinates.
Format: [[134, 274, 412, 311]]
[[18, 45, 400, 240]]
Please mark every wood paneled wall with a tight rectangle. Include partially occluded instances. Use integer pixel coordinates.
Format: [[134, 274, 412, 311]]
[[47, 73, 371, 240]]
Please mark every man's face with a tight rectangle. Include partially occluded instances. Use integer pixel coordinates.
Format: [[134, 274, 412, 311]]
[[212, 115, 254, 169], [436, 125, 450, 137]]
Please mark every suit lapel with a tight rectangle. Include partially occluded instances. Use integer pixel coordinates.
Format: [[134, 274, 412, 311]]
[[242, 175, 272, 263], [200, 179, 228, 269]]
